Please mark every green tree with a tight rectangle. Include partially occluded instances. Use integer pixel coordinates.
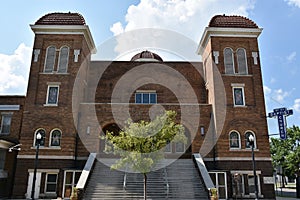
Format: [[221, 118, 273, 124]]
[[270, 125, 300, 185], [103, 110, 187, 200]]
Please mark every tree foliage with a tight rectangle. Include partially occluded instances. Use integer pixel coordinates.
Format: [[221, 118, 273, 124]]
[[102, 110, 187, 200], [103, 110, 187, 173], [270, 125, 300, 178]]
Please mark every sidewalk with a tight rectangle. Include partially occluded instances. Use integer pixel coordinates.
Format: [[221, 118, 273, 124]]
[[276, 187, 300, 200]]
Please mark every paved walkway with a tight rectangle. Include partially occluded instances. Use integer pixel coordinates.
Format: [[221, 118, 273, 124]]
[[276, 187, 299, 199]]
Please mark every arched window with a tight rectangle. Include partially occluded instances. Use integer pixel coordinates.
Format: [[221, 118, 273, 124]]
[[237, 48, 248, 74], [44, 46, 56, 73], [224, 48, 235, 74], [34, 129, 46, 147], [229, 131, 241, 149], [245, 131, 256, 149], [50, 129, 62, 147], [58, 46, 69, 73]]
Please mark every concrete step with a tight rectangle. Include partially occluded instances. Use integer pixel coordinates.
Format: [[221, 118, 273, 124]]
[[83, 158, 209, 200]]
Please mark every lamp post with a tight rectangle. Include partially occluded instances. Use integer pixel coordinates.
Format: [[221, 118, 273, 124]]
[[31, 132, 43, 200], [248, 134, 259, 200]]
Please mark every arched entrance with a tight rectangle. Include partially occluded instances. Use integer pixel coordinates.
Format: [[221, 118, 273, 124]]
[[99, 123, 121, 154]]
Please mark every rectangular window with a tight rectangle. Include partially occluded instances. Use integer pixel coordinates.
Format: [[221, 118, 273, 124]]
[[135, 92, 157, 104], [209, 172, 228, 200], [63, 170, 81, 198], [233, 87, 245, 106], [45, 173, 58, 193], [46, 85, 59, 105], [0, 114, 12, 135]]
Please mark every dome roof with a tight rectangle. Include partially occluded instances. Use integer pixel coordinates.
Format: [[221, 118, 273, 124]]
[[35, 12, 86, 25], [209, 15, 258, 28], [131, 50, 163, 62]]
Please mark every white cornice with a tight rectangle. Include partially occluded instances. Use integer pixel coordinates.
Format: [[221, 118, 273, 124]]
[[0, 105, 20, 110], [197, 27, 263, 55], [30, 24, 96, 54]]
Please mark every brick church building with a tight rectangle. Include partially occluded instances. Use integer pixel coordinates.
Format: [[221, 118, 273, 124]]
[[0, 12, 275, 199]]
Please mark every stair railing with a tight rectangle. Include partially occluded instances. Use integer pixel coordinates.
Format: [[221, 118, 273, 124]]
[[76, 153, 97, 199], [193, 153, 217, 199], [163, 168, 169, 196], [123, 172, 127, 190]]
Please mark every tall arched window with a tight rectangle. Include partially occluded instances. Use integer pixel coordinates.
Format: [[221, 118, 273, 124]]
[[224, 48, 235, 74], [229, 131, 241, 149], [58, 46, 69, 73], [237, 48, 248, 74], [245, 131, 256, 149], [44, 46, 56, 73], [34, 129, 46, 147], [50, 129, 62, 147]]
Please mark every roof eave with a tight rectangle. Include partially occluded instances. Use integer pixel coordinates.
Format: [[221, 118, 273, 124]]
[[197, 27, 263, 55], [30, 24, 97, 54]]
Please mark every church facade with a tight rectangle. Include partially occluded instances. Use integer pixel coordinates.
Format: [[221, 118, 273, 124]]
[[0, 12, 275, 199]]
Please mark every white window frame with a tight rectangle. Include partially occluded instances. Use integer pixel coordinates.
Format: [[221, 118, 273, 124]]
[[135, 90, 157, 104], [229, 130, 241, 149], [45, 173, 58, 194], [224, 47, 235, 74], [44, 46, 56, 73], [45, 84, 60, 106], [63, 170, 82, 199], [33, 128, 46, 147], [209, 172, 228, 200], [57, 46, 69, 73], [245, 131, 257, 149], [49, 129, 62, 148], [237, 48, 248, 75], [232, 86, 246, 107]]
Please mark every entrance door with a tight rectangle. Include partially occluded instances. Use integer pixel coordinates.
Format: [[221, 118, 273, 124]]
[[26, 172, 41, 199]]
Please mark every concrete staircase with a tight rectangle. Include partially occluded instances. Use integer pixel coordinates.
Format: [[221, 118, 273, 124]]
[[83, 159, 209, 199]]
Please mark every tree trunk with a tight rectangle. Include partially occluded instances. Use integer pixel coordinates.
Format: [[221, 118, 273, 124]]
[[143, 173, 147, 200], [296, 174, 300, 198]]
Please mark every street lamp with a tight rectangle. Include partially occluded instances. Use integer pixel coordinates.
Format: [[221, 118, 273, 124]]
[[248, 134, 259, 200], [31, 131, 43, 200]]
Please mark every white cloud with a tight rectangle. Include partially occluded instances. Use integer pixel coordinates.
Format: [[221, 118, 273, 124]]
[[285, 0, 300, 8], [264, 86, 272, 95], [286, 51, 296, 62], [108, 0, 256, 59], [293, 99, 300, 112], [110, 22, 124, 36], [0, 43, 31, 95], [273, 89, 290, 103]]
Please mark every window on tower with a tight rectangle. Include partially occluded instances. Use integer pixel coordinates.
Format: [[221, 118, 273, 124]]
[[233, 87, 245, 106], [237, 48, 248, 75], [58, 46, 69, 73], [50, 129, 62, 147], [229, 131, 241, 149], [224, 48, 235, 74], [46, 85, 60, 106], [44, 46, 56, 73]]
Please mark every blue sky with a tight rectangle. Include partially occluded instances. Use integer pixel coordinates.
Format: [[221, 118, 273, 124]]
[[0, 0, 299, 136]]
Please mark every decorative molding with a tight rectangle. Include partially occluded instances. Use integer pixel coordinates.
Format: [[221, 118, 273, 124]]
[[33, 49, 40, 62], [213, 51, 219, 64], [74, 49, 80, 62], [252, 52, 258, 65]]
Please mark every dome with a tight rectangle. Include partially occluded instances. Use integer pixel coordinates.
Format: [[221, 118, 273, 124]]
[[35, 12, 86, 25], [131, 50, 163, 62], [209, 15, 258, 28]]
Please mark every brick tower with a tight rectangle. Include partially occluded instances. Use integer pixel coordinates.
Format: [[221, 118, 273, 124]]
[[198, 15, 275, 199], [13, 13, 95, 198]]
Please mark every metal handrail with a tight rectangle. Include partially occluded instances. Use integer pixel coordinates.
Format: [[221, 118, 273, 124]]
[[164, 168, 169, 195], [123, 172, 127, 190]]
